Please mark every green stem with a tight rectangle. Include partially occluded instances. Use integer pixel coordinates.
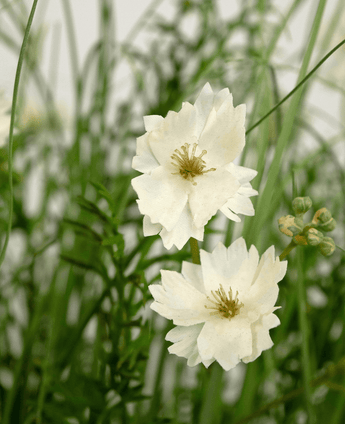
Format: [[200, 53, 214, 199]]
[[246, 37, 345, 136], [296, 249, 315, 423], [0, 0, 39, 270], [190, 237, 201, 265], [279, 240, 297, 261]]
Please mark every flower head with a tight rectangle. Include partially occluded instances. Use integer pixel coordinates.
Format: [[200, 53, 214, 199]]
[[149, 238, 287, 370], [132, 83, 257, 250]]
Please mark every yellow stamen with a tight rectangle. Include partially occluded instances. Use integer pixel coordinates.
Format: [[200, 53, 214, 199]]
[[205, 285, 243, 319], [171, 143, 216, 185]]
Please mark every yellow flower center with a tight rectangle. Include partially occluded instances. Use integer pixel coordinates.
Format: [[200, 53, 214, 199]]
[[171, 143, 216, 185], [205, 285, 243, 319]]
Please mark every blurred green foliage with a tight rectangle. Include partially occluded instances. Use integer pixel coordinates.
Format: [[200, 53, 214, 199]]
[[0, 0, 344, 423]]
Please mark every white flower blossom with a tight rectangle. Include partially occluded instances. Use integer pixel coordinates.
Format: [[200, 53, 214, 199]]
[[149, 238, 287, 371], [132, 83, 257, 250], [0, 92, 11, 147]]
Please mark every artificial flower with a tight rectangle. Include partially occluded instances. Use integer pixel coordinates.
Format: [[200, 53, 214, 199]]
[[149, 238, 287, 370], [132, 83, 257, 250]]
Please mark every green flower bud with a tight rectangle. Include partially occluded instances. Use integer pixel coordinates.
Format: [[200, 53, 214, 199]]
[[318, 209, 332, 223], [312, 208, 331, 225], [292, 197, 312, 215], [278, 215, 304, 237], [318, 237, 336, 257], [319, 218, 336, 232], [306, 228, 323, 246]]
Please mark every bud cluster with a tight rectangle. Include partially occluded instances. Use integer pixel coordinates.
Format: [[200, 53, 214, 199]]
[[278, 197, 337, 256]]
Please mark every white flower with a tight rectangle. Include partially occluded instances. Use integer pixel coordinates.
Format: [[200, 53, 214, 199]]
[[149, 238, 287, 371], [0, 92, 11, 147], [132, 83, 257, 250]]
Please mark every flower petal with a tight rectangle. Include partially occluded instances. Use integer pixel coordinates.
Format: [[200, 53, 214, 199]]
[[149, 270, 209, 326], [242, 312, 280, 363], [143, 115, 164, 132], [226, 162, 258, 184], [132, 167, 188, 231], [132, 133, 160, 174], [194, 82, 215, 138], [220, 204, 241, 222], [166, 324, 204, 366], [200, 248, 232, 293], [181, 261, 205, 293], [159, 203, 204, 250], [198, 96, 246, 167], [143, 215, 161, 236], [225, 194, 255, 216], [148, 102, 197, 166], [213, 88, 230, 111], [189, 168, 240, 228]]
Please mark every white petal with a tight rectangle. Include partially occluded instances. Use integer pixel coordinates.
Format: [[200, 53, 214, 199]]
[[132, 133, 160, 174], [238, 182, 258, 197], [189, 168, 240, 228], [213, 88, 230, 111], [159, 203, 204, 250], [143, 215, 161, 236], [227, 237, 249, 269], [213, 319, 253, 370], [181, 261, 205, 293], [225, 194, 255, 216], [148, 102, 197, 166], [149, 271, 209, 326], [200, 248, 232, 293], [194, 82, 215, 138], [248, 254, 286, 314], [198, 98, 246, 167], [166, 324, 204, 366], [197, 319, 252, 370], [132, 167, 188, 232], [220, 204, 241, 222], [226, 162, 258, 184], [224, 245, 259, 296], [143, 115, 164, 132], [242, 312, 280, 363]]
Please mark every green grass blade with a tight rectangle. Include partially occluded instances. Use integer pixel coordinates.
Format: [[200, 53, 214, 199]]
[[0, 0, 39, 269]]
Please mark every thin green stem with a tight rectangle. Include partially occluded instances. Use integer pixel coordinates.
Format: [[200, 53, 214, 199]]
[[0, 0, 39, 269], [190, 237, 201, 265], [246, 37, 345, 136], [279, 240, 297, 261], [296, 249, 315, 423]]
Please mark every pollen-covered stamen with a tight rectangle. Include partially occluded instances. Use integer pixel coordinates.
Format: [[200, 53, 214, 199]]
[[205, 285, 244, 319], [171, 142, 216, 185]]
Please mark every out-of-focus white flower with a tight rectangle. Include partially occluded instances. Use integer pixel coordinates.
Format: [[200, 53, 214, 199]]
[[132, 83, 257, 250], [0, 92, 11, 147], [149, 238, 287, 371]]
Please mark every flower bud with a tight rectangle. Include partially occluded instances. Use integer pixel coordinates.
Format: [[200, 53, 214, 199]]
[[278, 215, 304, 237], [312, 208, 331, 225], [318, 237, 336, 257], [292, 197, 312, 215], [319, 218, 336, 232], [306, 228, 323, 246]]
